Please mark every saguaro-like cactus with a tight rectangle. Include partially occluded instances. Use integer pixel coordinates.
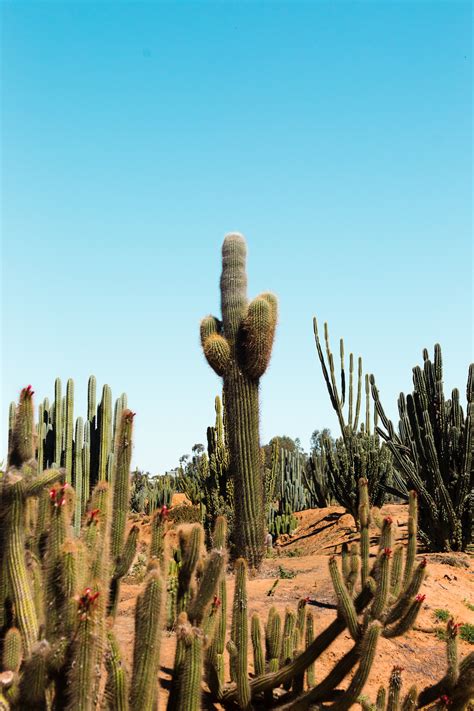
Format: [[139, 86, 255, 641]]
[[201, 233, 277, 568]]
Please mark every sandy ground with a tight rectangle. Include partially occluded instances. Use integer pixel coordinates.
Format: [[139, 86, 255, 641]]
[[115, 504, 474, 707]]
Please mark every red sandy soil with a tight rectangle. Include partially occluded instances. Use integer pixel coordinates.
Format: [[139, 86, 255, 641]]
[[115, 504, 474, 707]]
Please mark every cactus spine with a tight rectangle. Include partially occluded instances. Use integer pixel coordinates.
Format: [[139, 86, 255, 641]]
[[201, 233, 277, 568]]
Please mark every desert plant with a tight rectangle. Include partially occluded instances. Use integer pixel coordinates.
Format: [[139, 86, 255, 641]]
[[371, 345, 473, 551], [11, 376, 128, 529], [304, 432, 334, 507], [0, 388, 145, 710], [362, 618, 474, 709], [4, 386, 471, 710], [313, 318, 393, 524], [130, 470, 175, 514], [200, 233, 278, 568]]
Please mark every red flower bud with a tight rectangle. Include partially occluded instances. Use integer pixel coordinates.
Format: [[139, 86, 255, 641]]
[[415, 594, 426, 603]]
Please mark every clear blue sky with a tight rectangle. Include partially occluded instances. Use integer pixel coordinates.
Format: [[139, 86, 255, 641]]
[[2, 1, 472, 473]]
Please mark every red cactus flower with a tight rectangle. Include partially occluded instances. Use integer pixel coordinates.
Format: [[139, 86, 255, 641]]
[[87, 508, 100, 524], [440, 695, 451, 707], [420, 557, 428, 568], [21, 385, 34, 398], [76, 587, 100, 620], [49, 483, 69, 508], [447, 619, 461, 635], [384, 516, 393, 525], [212, 595, 221, 609], [160, 505, 168, 519], [415, 594, 426, 603], [304, 596, 310, 603], [383, 547, 392, 558]]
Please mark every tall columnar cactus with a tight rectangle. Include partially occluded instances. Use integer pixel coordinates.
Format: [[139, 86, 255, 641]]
[[11, 376, 128, 530], [108, 410, 138, 617], [7, 385, 35, 469], [203, 395, 233, 539], [312, 318, 393, 524], [370, 346, 473, 551], [201, 233, 277, 568], [130, 568, 164, 711], [0, 385, 154, 711]]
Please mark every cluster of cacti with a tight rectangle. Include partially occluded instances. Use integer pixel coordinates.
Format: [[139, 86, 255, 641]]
[[303, 446, 334, 507], [202, 395, 234, 540], [312, 318, 394, 524], [268, 508, 299, 538], [217, 479, 452, 708], [7, 376, 128, 530], [201, 232, 277, 569], [173, 397, 233, 542], [2, 387, 473, 708], [0, 387, 142, 709], [361, 618, 474, 710], [266, 444, 308, 537], [371, 345, 473, 552], [130, 470, 175, 515]]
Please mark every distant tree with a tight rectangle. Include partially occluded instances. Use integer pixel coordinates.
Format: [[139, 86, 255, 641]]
[[310, 428, 333, 455], [262, 435, 299, 469], [192, 443, 205, 455]]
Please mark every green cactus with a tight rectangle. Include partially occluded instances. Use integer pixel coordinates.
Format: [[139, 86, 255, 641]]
[[173, 615, 204, 711], [206, 517, 228, 697], [201, 234, 277, 568], [130, 568, 164, 711], [305, 611, 315, 688], [63, 379, 75, 484], [187, 549, 225, 626], [8, 385, 35, 469], [231, 558, 251, 709], [2, 628, 22, 673], [108, 410, 136, 617], [73, 417, 84, 535], [104, 631, 129, 711], [98, 384, 112, 482], [371, 347, 473, 551], [313, 319, 393, 524], [251, 614, 265, 678]]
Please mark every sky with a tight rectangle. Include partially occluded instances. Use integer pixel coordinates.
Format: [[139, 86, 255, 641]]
[[1, 0, 472, 473]]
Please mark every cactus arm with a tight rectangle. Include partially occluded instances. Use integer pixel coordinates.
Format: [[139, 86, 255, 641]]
[[104, 631, 129, 711], [251, 614, 265, 678], [187, 549, 224, 626]]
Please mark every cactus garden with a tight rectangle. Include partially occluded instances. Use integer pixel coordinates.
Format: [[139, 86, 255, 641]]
[[3, 2, 472, 707], [1, 232, 472, 709]]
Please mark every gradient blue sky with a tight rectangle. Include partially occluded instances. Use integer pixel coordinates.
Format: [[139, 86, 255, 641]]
[[2, 1, 472, 472]]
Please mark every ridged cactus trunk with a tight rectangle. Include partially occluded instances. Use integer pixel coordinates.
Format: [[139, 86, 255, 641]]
[[201, 233, 277, 568]]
